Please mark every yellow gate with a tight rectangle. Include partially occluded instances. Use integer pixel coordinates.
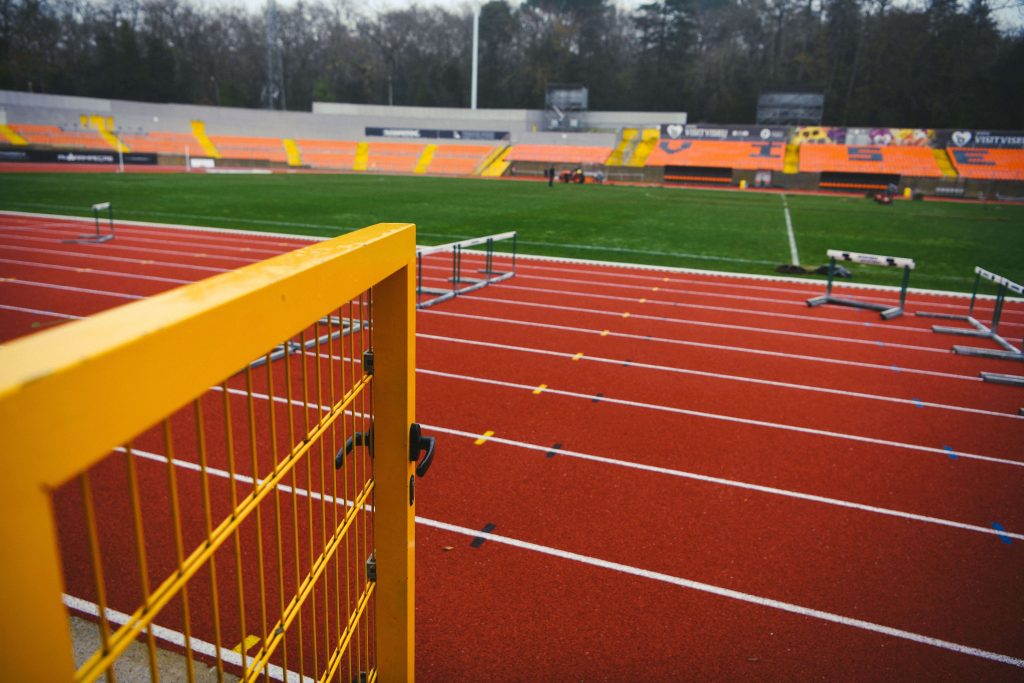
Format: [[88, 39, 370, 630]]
[[0, 223, 419, 682]]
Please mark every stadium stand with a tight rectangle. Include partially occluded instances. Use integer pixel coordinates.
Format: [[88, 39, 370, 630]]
[[627, 128, 660, 167], [365, 142, 425, 173], [479, 146, 512, 177], [0, 123, 27, 145], [207, 134, 288, 163], [297, 139, 359, 170], [606, 128, 638, 166], [118, 131, 195, 155], [190, 120, 220, 158], [505, 144, 611, 165], [932, 148, 957, 177], [283, 138, 302, 166], [9, 123, 110, 151], [798, 143, 943, 177], [947, 148, 1024, 180], [645, 140, 787, 171], [426, 144, 499, 175]]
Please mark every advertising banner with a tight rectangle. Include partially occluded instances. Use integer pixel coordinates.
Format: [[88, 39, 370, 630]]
[[791, 127, 933, 146], [937, 130, 1024, 149], [660, 124, 789, 142], [365, 127, 509, 141], [0, 149, 158, 164]]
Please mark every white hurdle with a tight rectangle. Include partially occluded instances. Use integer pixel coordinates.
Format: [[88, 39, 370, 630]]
[[806, 249, 915, 320], [62, 202, 115, 244]]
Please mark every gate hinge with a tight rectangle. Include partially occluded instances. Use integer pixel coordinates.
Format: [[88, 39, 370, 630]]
[[362, 349, 374, 375], [366, 551, 377, 583]]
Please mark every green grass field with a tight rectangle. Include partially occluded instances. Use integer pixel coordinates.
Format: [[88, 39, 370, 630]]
[[1, 172, 1022, 293]]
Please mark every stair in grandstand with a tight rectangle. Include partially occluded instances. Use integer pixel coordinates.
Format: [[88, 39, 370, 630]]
[[283, 138, 302, 167], [606, 128, 638, 166], [190, 120, 221, 158], [415, 144, 437, 174], [84, 115, 130, 152], [627, 128, 660, 167], [354, 142, 369, 171], [932, 148, 957, 177], [783, 143, 800, 174], [478, 145, 512, 176], [0, 123, 27, 146]]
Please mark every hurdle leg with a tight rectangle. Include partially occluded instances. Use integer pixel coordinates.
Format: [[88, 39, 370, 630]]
[[806, 256, 834, 308], [880, 264, 911, 319]]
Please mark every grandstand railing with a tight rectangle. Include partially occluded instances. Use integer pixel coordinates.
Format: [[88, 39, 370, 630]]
[[0, 223, 419, 681]]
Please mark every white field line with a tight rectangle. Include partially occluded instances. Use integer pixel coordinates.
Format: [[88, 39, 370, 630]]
[[782, 194, 800, 266], [418, 367, 1024, 468], [85, 444, 1024, 670], [417, 332, 1020, 420], [449, 291, 948, 354], [0, 257, 193, 285]]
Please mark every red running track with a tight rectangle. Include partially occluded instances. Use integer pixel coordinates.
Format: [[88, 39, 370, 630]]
[[1, 211, 1022, 680]]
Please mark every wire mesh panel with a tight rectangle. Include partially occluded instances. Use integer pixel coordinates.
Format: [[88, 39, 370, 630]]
[[0, 223, 417, 682]]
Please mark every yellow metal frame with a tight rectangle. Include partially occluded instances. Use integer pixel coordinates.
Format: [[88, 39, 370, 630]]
[[0, 223, 417, 681]]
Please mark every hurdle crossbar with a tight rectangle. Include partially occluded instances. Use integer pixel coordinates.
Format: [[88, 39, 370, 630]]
[[63, 202, 115, 244], [416, 230, 517, 308], [806, 249, 915, 320]]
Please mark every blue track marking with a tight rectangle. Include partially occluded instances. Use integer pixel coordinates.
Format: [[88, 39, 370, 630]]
[[913, 399, 924, 408], [991, 523, 1013, 545], [891, 365, 902, 372], [470, 523, 497, 548], [943, 445, 958, 460]]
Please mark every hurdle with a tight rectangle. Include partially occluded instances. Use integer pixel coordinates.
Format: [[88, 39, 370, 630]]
[[917, 267, 1023, 366], [416, 230, 517, 308], [806, 249, 915, 319], [63, 202, 115, 244], [246, 315, 366, 370]]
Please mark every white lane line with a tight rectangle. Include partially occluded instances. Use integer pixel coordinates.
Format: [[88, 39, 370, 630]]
[[0, 278, 144, 300], [452, 293, 947, 354], [0, 304, 83, 320], [0, 233, 265, 265], [509, 259, 1023, 319], [418, 367, 1024, 468], [477, 279, 935, 336], [419, 518, 1024, 669], [0, 257, 193, 285], [0, 244, 229, 274], [425, 424, 1024, 541], [113, 445, 1024, 668], [418, 333, 1020, 420], [63, 594, 310, 683], [422, 309, 979, 381], [782, 194, 801, 266], [213, 381, 1023, 542], [0, 223, 292, 257]]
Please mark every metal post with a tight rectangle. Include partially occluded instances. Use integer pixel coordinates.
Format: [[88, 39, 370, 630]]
[[824, 256, 836, 299], [990, 286, 1006, 335], [471, 8, 480, 110], [897, 264, 911, 311]]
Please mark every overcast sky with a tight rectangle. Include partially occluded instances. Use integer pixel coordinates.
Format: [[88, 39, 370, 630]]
[[215, 0, 1023, 34]]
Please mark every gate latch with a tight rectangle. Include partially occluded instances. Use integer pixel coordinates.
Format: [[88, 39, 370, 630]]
[[409, 423, 435, 478]]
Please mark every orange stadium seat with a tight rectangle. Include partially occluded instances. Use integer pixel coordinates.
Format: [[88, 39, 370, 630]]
[[366, 142, 424, 173], [947, 148, 1024, 180], [208, 135, 288, 162], [296, 139, 359, 169], [505, 144, 611, 165], [120, 132, 195, 155], [644, 139, 786, 171], [798, 143, 942, 177], [10, 124, 109, 150], [428, 144, 496, 175]]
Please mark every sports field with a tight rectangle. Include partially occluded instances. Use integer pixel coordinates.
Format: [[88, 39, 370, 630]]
[[1, 172, 1022, 292]]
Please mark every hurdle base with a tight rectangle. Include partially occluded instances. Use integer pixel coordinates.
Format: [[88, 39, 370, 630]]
[[63, 233, 114, 245], [980, 372, 1024, 387], [915, 312, 970, 320], [953, 345, 1024, 361], [805, 295, 902, 319]]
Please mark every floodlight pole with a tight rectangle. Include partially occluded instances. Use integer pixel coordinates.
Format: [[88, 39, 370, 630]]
[[471, 7, 480, 110]]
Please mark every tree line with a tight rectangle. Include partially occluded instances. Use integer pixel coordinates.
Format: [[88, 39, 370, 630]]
[[2, 0, 1022, 128]]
